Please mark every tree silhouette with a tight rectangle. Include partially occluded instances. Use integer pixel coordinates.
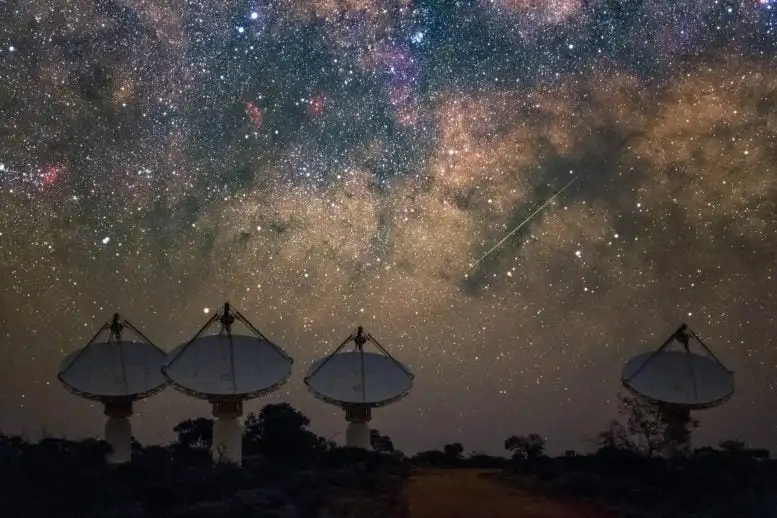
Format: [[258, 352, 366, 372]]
[[718, 439, 770, 461], [243, 402, 327, 465], [173, 417, 214, 450], [504, 433, 545, 460], [131, 435, 143, 456], [370, 429, 395, 453], [412, 449, 450, 467], [443, 442, 464, 459], [719, 439, 746, 454], [596, 394, 699, 458]]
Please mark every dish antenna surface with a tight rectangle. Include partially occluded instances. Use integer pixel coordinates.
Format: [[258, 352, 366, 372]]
[[162, 302, 293, 464], [58, 314, 167, 464], [621, 323, 734, 443], [305, 326, 413, 449]]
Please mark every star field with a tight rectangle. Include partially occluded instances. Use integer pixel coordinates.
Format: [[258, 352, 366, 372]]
[[0, 0, 776, 455]]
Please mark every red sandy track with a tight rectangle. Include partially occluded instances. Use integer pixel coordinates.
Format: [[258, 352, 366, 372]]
[[403, 469, 620, 518]]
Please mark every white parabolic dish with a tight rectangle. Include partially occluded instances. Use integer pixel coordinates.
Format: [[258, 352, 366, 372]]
[[58, 341, 167, 400], [163, 334, 292, 398], [305, 351, 413, 406], [622, 350, 734, 408]]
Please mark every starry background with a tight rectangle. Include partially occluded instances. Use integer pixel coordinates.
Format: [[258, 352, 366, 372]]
[[0, 0, 776, 456]]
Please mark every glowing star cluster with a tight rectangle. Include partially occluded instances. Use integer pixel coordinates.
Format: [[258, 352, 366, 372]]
[[0, 0, 775, 454]]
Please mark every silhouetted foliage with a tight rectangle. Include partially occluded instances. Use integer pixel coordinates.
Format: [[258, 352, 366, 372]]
[[487, 416, 777, 517], [0, 403, 411, 518], [505, 433, 546, 460], [596, 393, 699, 458], [466, 452, 510, 469], [370, 429, 395, 453], [243, 402, 329, 467], [443, 442, 464, 459], [173, 417, 214, 451], [131, 436, 143, 453], [411, 449, 451, 467]]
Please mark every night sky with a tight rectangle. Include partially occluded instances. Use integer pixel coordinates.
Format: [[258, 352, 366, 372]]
[[1, 0, 776, 456]]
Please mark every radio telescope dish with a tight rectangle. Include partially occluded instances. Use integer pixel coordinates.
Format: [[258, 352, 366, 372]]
[[57, 314, 167, 464], [305, 326, 413, 449], [621, 323, 734, 444], [162, 302, 293, 464]]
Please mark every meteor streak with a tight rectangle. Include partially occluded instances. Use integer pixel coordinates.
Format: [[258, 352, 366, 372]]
[[465, 176, 579, 278]]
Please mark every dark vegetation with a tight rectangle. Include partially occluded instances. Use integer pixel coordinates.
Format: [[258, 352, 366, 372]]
[[0, 403, 408, 518], [493, 395, 777, 518], [1, 397, 775, 518]]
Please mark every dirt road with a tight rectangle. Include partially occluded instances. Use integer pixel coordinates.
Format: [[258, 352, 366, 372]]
[[402, 469, 619, 518]]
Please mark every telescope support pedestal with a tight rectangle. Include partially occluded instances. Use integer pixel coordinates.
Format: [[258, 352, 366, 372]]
[[344, 404, 372, 449], [103, 398, 133, 464], [211, 399, 243, 464]]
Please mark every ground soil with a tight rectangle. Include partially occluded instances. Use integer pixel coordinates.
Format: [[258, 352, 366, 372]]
[[401, 469, 621, 518]]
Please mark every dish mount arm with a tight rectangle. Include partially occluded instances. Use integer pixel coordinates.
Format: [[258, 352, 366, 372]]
[[60, 313, 162, 387], [304, 327, 371, 405], [232, 306, 293, 361], [306, 326, 414, 380], [670, 324, 725, 365], [177, 302, 274, 342], [305, 332, 356, 379], [686, 327, 728, 369], [166, 302, 292, 370], [73, 313, 159, 349], [365, 331, 414, 377], [625, 323, 730, 383]]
